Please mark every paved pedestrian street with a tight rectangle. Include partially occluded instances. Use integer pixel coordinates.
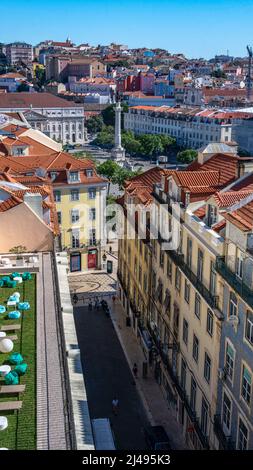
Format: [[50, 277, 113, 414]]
[[74, 304, 149, 450]]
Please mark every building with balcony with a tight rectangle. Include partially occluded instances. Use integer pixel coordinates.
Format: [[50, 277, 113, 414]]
[[124, 105, 253, 151], [117, 146, 253, 449]]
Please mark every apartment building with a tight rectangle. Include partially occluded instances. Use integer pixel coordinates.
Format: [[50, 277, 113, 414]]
[[0, 93, 86, 145], [124, 106, 253, 150], [4, 42, 33, 66], [0, 113, 107, 271], [117, 146, 253, 449], [45, 55, 106, 81]]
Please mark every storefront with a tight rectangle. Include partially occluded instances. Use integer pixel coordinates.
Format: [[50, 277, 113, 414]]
[[88, 249, 97, 269], [70, 252, 81, 272]]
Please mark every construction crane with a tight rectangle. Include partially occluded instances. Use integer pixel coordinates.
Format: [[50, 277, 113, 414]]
[[246, 45, 253, 101]]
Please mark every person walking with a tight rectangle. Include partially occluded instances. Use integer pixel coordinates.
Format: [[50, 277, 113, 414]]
[[88, 298, 92, 311], [112, 398, 119, 416], [133, 363, 138, 378]]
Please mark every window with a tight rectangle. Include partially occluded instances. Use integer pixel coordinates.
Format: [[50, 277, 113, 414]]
[[192, 334, 199, 363], [197, 249, 204, 282], [194, 293, 201, 319], [69, 171, 79, 182], [57, 211, 61, 224], [139, 266, 142, 285], [160, 250, 164, 268], [89, 229, 96, 246], [143, 273, 147, 292], [86, 169, 93, 177], [237, 419, 248, 450], [207, 205, 217, 226], [71, 209, 79, 223], [175, 267, 181, 292], [236, 250, 243, 279], [201, 398, 209, 436], [70, 189, 79, 201], [89, 208, 96, 220], [229, 292, 237, 317], [184, 280, 190, 303], [72, 230, 79, 248], [181, 358, 187, 390], [204, 352, 211, 384], [207, 309, 214, 337], [186, 237, 192, 268], [209, 261, 216, 296], [167, 258, 172, 279], [190, 378, 197, 412], [225, 342, 235, 381], [54, 190, 61, 202], [223, 392, 232, 432], [241, 364, 251, 405], [50, 171, 58, 181], [182, 319, 189, 346], [88, 188, 96, 199], [245, 310, 253, 346]]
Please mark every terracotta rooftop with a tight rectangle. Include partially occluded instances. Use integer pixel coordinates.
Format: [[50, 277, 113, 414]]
[[0, 92, 81, 109]]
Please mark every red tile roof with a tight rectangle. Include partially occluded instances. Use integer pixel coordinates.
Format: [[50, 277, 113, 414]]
[[213, 190, 253, 208], [223, 201, 253, 231], [0, 92, 81, 109]]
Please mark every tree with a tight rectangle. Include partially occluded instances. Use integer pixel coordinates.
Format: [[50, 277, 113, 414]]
[[177, 149, 198, 163], [112, 167, 142, 190], [211, 70, 227, 79], [138, 134, 164, 159], [92, 127, 114, 148], [17, 82, 30, 92], [85, 115, 103, 134], [102, 103, 128, 127], [97, 160, 119, 193]]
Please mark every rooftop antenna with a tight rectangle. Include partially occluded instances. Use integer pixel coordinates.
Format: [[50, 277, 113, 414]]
[[246, 45, 253, 101]]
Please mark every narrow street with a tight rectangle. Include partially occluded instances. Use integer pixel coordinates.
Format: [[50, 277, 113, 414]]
[[74, 304, 149, 450]]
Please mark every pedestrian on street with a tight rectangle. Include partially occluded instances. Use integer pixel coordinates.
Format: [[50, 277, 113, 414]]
[[95, 297, 99, 310], [112, 398, 119, 415], [109, 246, 112, 254], [133, 363, 138, 378], [88, 298, 92, 311]]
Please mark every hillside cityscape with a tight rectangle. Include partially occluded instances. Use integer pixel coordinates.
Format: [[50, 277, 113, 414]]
[[0, 31, 253, 457]]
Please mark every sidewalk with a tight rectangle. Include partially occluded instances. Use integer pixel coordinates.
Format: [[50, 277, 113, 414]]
[[110, 298, 188, 450]]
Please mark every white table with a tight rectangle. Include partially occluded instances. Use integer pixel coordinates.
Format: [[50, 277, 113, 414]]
[[0, 417, 8, 431], [13, 277, 22, 284], [0, 365, 11, 376], [0, 332, 6, 339], [7, 300, 17, 307]]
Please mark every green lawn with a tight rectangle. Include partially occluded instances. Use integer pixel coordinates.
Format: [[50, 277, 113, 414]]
[[0, 274, 36, 449]]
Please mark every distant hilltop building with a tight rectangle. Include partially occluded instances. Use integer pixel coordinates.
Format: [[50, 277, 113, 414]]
[[3, 42, 33, 66]]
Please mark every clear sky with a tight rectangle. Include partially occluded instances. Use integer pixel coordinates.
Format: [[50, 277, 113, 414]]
[[1, 0, 253, 59]]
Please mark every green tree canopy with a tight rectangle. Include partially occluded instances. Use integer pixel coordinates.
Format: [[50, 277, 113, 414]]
[[85, 115, 103, 134], [177, 149, 198, 163], [102, 103, 128, 127]]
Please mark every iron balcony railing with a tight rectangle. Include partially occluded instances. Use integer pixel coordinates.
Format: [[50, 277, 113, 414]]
[[147, 321, 209, 449], [214, 414, 235, 450], [163, 243, 221, 313], [216, 256, 253, 309]]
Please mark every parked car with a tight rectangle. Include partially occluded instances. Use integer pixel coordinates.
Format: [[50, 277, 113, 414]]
[[144, 425, 171, 450]]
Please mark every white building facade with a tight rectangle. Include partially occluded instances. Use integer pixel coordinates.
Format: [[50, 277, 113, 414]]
[[124, 106, 253, 149]]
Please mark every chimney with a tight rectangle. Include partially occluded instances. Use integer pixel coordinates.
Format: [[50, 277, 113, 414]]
[[23, 193, 43, 221]]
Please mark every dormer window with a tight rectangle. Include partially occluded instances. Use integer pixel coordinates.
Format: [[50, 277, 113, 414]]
[[86, 169, 93, 178], [207, 205, 217, 226], [69, 171, 79, 182]]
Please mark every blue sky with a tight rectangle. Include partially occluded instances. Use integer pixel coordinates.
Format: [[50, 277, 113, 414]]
[[1, 0, 253, 58]]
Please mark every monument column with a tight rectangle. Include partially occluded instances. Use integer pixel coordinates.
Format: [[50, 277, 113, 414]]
[[111, 101, 125, 164]]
